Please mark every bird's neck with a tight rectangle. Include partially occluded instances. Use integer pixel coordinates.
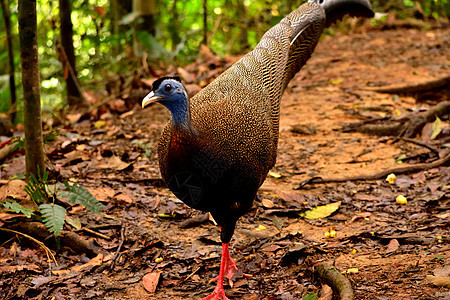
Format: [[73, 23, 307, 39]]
[[170, 104, 190, 126]]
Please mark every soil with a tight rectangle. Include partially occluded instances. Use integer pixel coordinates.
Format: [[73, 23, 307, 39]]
[[0, 24, 449, 300]]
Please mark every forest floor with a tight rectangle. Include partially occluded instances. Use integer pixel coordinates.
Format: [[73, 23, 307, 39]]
[[1, 23, 449, 300]]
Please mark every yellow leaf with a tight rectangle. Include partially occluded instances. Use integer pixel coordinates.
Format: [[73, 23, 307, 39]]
[[268, 171, 282, 179], [301, 202, 341, 220], [256, 225, 266, 231], [396, 195, 407, 204], [342, 268, 359, 274], [94, 120, 106, 129], [430, 116, 442, 140], [329, 78, 343, 85]]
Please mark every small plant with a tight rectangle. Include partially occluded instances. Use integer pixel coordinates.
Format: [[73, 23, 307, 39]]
[[10, 129, 59, 151], [3, 170, 103, 239]]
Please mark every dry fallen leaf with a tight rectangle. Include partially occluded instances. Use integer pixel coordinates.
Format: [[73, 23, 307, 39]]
[[261, 198, 274, 208], [424, 275, 450, 288], [52, 253, 104, 275], [386, 239, 400, 254], [143, 271, 161, 293]]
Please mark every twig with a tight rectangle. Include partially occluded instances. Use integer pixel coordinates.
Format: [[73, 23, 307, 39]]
[[0, 228, 58, 267], [314, 262, 354, 300], [296, 151, 450, 186], [398, 137, 441, 155], [82, 227, 111, 240], [181, 266, 201, 283], [110, 224, 126, 270]]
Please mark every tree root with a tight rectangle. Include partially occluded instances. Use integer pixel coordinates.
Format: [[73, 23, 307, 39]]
[[5, 221, 99, 257], [369, 75, 450, 99], [343, 100, 450, 138], [296, 151, 450, 187], [314, 262, 354, 300]]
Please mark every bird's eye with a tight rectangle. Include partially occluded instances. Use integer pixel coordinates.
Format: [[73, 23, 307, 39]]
[[164, 84, 172, 92]]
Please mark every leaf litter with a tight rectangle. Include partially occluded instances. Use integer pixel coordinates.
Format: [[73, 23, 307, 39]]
[[0, 25, 449, 300]]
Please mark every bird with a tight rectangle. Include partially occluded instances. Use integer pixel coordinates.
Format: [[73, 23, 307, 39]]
[[142, 0, 373, 299]]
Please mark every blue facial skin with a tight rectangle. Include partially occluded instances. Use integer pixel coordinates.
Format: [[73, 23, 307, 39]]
[[154, 80, 190, 126]]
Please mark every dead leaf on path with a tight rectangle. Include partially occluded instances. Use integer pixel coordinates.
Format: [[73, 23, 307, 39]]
[[353, 193, 378, 201], [115, 193, 133, 204], [320, 284, 333, 300], [262, 244, 282, 253], [98, 155, 131, 170], [88, 187, 115, 202], [424, 275, 450, 288], [386, 239, 400, 254], [434, 266, 450, 277], [52, 253, 104, 275], [0, 180, 29, 201], [262, 199, 274, 208], [142, 271, 161, 293], [0, 264, 40, 273]]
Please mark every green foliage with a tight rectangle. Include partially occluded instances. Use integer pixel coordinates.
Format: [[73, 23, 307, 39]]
[[18, 168, 102, 238], [11, 136, 25, 151], [60, 181, 103, 213], [39, 203, 66, 237], [11, 129, 58, 151], [3, 200, 35, 218], [24, 170, 49, 205], [303, 293, 318, 300], [0, 0, 448, 117]]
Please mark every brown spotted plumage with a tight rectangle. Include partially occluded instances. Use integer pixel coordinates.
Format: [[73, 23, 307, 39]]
[[142, 1, 373, 298]]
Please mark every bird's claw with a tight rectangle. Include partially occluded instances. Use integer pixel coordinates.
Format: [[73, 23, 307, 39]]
[[199, 285, 231, 300]]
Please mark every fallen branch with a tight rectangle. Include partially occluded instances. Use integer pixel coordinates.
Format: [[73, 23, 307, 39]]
[[314, 262, 354, 300], [296, 151, 450, 186], [6, 221, 99, 257], [369, 75, 450, 96]]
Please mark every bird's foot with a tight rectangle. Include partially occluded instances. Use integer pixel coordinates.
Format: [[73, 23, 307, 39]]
[[199, 284, 231, 300], [208, 252, 237, 287]]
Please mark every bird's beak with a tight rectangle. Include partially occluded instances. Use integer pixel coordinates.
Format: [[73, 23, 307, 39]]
[[142, 91, 161, 108]]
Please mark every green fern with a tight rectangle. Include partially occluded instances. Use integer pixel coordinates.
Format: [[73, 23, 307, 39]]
[[24, 170, 49, 204], [39, 203, 66, 237], [60, 181, 103, 213], [3, 200, 35, 218]]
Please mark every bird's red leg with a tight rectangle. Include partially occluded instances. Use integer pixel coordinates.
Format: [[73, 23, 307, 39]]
[[200, 243, 237, 300]]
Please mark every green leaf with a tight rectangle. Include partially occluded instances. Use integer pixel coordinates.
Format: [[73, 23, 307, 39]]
[[24, 172, 49, 204], [303, 293, 318, 300], [3, 201, 35, 218], [430, 116, 442, 140], [300, 202, 341, 220], [39, 203, 66, 237], [60, 181, 103, 213]]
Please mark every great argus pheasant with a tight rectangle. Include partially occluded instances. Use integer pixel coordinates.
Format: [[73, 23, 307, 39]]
[[142, 0, 373, 299]]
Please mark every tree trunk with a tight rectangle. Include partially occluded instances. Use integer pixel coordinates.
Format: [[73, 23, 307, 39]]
[[18, 0, 46, 178], [169, 0, 181, 51], [132, 0, 155, 35], [1, 0, 17, 123], [59, 0, 86, 109], [202, 0, 208, 45]]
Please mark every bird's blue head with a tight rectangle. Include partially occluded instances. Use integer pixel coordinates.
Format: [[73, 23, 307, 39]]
[[142, 76, 190, 126]]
